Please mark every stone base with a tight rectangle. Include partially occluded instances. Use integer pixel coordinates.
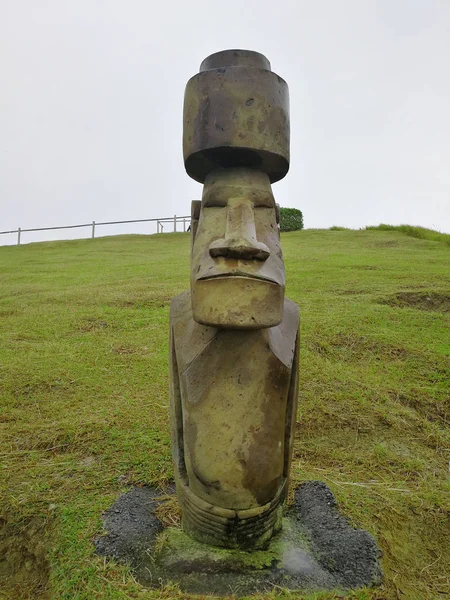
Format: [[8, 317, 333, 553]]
[[94, 482, 382, 597], [177, 478, 285, 549]]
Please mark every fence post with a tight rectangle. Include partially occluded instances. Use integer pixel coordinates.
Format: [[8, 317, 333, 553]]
[[0, 216, 191, 247]]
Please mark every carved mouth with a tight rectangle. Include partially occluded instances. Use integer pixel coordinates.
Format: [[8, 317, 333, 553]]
[[198, 273, 278, 284]]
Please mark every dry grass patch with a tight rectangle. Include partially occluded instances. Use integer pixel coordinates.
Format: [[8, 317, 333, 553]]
[[380, 291, 450, 312]]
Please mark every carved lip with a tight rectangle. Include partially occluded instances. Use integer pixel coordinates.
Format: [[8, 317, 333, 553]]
[[198, 273, 279, 284]]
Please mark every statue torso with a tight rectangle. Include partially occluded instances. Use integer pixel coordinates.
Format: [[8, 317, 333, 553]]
[[170, 291, 299, 511]]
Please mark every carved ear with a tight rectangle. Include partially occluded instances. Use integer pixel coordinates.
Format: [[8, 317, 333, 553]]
[[275, 203, 280, 226], [191, 200, 201, 244]]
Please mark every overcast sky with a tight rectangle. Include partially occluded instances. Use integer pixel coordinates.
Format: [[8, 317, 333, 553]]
[[1, 0, 450, 244]]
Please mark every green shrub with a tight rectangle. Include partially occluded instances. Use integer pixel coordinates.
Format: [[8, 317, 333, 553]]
[[279, 207, 304, 232]]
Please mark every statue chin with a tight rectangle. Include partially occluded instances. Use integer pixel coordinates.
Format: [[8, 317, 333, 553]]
[[191, 275, 284, 329]]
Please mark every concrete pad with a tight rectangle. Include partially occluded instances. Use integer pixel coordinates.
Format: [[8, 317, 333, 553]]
[[94, 481, 382, 597]]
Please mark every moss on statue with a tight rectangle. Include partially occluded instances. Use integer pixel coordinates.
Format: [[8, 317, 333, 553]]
[[154, 517, 311, 573]]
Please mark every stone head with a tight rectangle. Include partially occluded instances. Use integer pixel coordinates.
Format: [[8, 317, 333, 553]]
[[183, 50, 290, 329]]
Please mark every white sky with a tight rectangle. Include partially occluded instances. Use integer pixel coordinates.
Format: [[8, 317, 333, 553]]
[[1, 0, 450, 245]]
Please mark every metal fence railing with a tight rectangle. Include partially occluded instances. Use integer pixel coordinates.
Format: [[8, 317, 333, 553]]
[[0, 215, 191, 246]]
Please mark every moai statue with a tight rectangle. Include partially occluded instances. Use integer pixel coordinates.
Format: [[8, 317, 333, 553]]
[[169, 49, 299, 550]]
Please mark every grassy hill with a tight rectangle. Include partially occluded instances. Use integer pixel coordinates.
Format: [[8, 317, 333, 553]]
[[0, 229, 449, 600]]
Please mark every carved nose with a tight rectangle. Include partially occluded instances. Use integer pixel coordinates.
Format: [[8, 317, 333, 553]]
[[210, 236, 270, 261], [209, 197, 270, 261]]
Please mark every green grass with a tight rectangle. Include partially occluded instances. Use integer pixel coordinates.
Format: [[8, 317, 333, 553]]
[[1, 229, 449, 599], [365, 224, 450, 245]]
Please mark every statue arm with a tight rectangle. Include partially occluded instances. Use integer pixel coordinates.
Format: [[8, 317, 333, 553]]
[[283, 325, 300, 481], [169, 326, 187, 484]]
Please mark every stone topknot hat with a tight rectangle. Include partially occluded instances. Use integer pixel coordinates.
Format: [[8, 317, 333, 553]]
[[183, 49, 290, 184]]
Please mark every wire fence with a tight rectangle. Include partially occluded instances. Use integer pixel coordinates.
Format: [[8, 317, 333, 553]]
[[0, 215, 191, 246]]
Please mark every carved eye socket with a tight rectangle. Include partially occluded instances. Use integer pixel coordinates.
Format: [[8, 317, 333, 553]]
[[275, 203, 280, 225]]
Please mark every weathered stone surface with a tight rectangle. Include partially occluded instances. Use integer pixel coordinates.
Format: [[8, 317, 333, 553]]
[[189, 168, 286, 329], [183, 50, 289, 184], [171, 49, 299, 549], [170, 290, 299, 548]]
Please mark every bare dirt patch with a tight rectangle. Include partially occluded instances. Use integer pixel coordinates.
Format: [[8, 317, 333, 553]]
[[0, 517, 50, 599], [111, 344, 149, 355], [334, 289, 367, 296], [78, 317, 109, 332], [111, 294, 172, 309], [388, 390, 450, 426], [307, 333, 409, 362], [381, 292, 450, 313], [371, 240, 400, 247], [331, 333, 408, 360], [0, 309, 18, 318], [7, 423, 100, 453], [14, 380, 76, 400], [345, 265, 379, 270]]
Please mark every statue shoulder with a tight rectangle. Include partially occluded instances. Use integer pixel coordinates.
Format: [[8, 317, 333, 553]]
[[170, 291, 192, 321], [283, 297, 300, 328], [170, 291, 218, 374], [267, 298, 299, 369]]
